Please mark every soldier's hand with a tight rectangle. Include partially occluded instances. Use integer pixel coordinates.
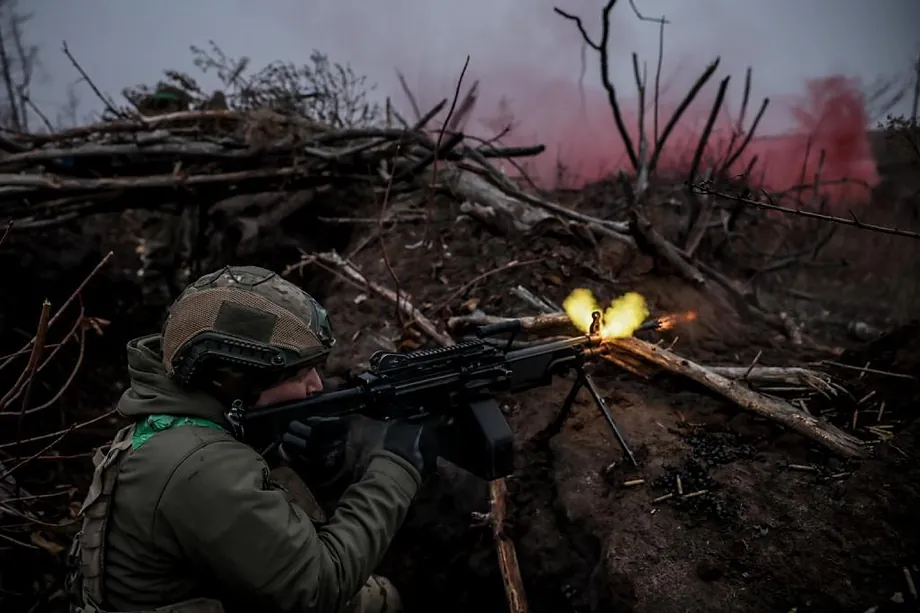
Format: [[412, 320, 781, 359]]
[[347, 417, 388, 473], [381, 421, 439, 480], [281, 415, 350, 478]]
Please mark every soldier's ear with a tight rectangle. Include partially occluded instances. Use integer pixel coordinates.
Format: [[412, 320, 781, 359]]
[[205, 367, 248, 397]]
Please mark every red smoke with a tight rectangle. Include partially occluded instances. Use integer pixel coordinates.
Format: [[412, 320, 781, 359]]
[[414, 70, 879, 208], [289, 0, 884, 210]]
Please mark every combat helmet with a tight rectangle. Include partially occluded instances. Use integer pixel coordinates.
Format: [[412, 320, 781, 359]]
[[161, 266, 335, 393]]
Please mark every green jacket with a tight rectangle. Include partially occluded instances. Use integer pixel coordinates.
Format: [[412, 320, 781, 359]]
[[101, 334, 420, 612]]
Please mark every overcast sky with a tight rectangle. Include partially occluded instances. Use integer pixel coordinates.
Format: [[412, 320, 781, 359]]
[[22, 0, 920, 187], [26, 0, 918, 116]]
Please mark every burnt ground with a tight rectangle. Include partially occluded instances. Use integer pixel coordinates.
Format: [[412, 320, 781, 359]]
[[1, 180, 919, 613]]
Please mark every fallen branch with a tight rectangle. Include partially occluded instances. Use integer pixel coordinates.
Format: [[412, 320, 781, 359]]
[[630, 207, 707, 286], [0, 99, 547, 231], [447, 312, 866, 458], [443, 165, 557, 235], [488, 479, 529, 613], [510, 285, 561, 314], [694, 183, 920, 240], [290, 250, 453, 346], [707, 366, 837, 394], [438, 164, 633, 244], [614, 336, 865, 457], [817, 360, 916, 381], [620, 175, 708, 287], [447, 311, 571, 334]]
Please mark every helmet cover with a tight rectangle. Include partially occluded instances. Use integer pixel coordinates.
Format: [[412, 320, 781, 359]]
[[161, 265, 335, 388]]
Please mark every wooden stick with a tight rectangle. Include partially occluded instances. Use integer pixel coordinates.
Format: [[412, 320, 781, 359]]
[[448, 311, 571, 333], [302, 251, 454, 347], [438, 164, 633, 245], [613, 336, 865, 458], [489, 479, 529, 613], [629, 206, 707, 287], [447, 312, 866, 458], [295, 251, 529, 613], [442, 165, 554, 235], [706, 366, 836, 393]]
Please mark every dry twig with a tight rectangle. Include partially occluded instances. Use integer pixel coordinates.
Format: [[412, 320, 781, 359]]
[[0, 251, 112, 373], [554, 2, 637, 170], [694, 184, 920, 240]]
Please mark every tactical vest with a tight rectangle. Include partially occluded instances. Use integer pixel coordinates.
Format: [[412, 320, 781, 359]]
[[66, 418, 229, 613], [65, 416, 391, 613]]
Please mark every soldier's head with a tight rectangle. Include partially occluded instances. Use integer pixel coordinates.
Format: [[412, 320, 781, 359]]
[[161, 266, 335, 406]]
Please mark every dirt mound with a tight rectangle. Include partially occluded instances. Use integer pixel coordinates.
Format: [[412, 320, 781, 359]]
[[279, 210, 917, 613]]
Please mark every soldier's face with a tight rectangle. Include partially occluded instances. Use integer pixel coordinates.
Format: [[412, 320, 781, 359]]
[[254, 367, 324, 406]]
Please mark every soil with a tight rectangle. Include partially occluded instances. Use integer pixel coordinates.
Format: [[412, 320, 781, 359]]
[[324, 218, 920, 613], [1, 179, 919, 613]]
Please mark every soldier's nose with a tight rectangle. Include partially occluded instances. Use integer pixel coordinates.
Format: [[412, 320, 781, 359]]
[[302, 368, 323, 394]]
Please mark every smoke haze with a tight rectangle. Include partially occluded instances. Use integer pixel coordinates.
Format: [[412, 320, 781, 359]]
[[27, 0, 920, 197]]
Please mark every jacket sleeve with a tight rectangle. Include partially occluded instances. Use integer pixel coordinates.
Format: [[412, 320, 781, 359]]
[[157, 440, 420, 613]]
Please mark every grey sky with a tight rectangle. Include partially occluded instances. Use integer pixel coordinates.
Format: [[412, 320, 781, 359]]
[[25, 0, 920, 138]]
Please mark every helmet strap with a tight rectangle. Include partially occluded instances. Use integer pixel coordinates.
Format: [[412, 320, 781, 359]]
[[227, 399, 247, 440]]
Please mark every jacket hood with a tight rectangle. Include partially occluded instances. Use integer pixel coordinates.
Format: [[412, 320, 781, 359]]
[[117, 334, 230, 427]]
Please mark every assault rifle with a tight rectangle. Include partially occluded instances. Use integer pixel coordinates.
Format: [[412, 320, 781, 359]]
[[232, 317, 637, 482]]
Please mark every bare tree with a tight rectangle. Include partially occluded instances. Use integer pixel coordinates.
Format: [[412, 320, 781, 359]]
[[863, 73, 910, 124], [911, 51, 920, 122], [878, 52, 920, 168], [0, 0, 37, 131]]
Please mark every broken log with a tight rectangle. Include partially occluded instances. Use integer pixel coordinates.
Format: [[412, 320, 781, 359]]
[[613, 337, 865, 458], [437, 165, 634, 245], [440, 166, 556, 235], [447, 312, 866, 459], [706, 366, 837, 394]]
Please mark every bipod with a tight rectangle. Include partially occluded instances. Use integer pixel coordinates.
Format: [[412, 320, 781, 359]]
[[556, 367, 638, 467]]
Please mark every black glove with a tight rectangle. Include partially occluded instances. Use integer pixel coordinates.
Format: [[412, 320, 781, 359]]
[[381, 421, 439, 479], [281, 415, 351, 482]]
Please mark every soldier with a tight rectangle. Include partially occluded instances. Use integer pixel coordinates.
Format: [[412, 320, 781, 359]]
[[67, 266, 438, 613]]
